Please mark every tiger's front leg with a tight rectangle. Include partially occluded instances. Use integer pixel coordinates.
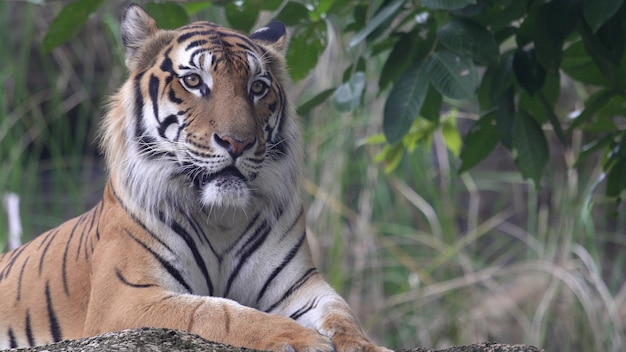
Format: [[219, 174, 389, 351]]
[[83, 287, 335, 352], [274, 273, 392, 352]]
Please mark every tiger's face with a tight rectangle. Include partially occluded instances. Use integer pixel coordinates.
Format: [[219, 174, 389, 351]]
[[105, 9, 297, 213]]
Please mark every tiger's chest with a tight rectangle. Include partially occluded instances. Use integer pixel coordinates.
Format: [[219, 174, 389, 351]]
[[140, 206, 305, 310]]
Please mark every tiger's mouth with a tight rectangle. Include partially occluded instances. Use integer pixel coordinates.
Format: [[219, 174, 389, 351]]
[[191, 166, 246, 189]]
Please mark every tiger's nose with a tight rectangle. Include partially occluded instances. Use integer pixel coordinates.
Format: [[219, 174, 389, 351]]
[[214, 134, 255, 159]]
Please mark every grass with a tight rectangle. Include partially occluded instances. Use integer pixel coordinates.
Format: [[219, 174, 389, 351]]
[[1, 2, 625, 351]]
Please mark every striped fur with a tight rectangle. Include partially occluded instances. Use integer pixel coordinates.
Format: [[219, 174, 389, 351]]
[[0, 4, 389, 351]]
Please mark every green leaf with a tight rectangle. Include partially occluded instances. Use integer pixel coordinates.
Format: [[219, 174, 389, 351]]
[[518, 71, 560, 124], [579, 20, 625, 89], [533, 0, 581, 70], [146, 3, 189, 30], [477, 67, 495, 111], [42, 0, 104, 53], [383, 61, 431, 144], [286, 21, 326, 82], [594, 11, 624, 64], [494, 26, 518, 44], [403, 119, 438, 153], [225, 2, 259, 32], [496, 87, 515, 149], [451, 0, 486, 17], [569, 89, 613, 131], [179, 2, 213, 16], [513, 49, 546, 96], [576, 134, 613, 166], [248, 0, 283, 11], [365, 133, 388, 145], [478, 51, 514, 111], [513, 111, 549, 187], [489, 51, 515, 104], [437, 17, 499, 65], [376, 143, 405, 174], [333, 72, 366, 112], [606, 158, 626, 198], [583, 0, 624, 32], [420, 86, 442, 122], [441, 116, 462, 157], [276, 2, 310, 26], [379, 29, 433, 91], [515, 5, 538, 48], [342, 57, 366, 83], [425, 50, 479, 100], [561, 40, 610, 86], [422, 0, 477, 10], [297, 88, 336, 116], [459, 112, 498, 173], [349, 0, 405, 47]]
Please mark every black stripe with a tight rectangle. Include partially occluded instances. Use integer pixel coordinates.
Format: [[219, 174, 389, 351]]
[[177, 30, 216, 43], [158, 114, 179, 139], [186, 39, 208, 50], [217, 32, 260, 52], [185, 212, 209, 246], [266, 268, 317, 313], [39, 228, 60, 276], [159, 47, 175, 86], [110, 186, 175, 254], [16, 257, 29, 301], [224, 221, 271, 297], [8, 327, 17, 348], [222, 212, 261, 257], [134, 71, 146, 140], [37, 227, 57, 250], [124, 229, 192, 293], [115, 268, 156, 289], [189, 48, 209, 69], [181, 22, 213, 31], [149, 74, 160, 120], [82, 205, 100, 261], [257, 230, 306, 303], [95, 201, 103, 241], [75, 212, 89, 261], [168, 89, 183, 104], [62, 215, 85, 297], [290, 298, 319, 320], [25, 310, 35, 347], [162, 214, 214, 295], [0, 242, 28, 280], [278, 208, 303, 242], [45, 281, 62, 342]]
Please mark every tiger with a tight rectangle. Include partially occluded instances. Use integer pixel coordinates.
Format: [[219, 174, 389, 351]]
[[0, 4, 390, 352]]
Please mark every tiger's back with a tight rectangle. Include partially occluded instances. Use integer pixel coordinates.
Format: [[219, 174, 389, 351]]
[[0, 4, 389, 352], [0, 203, 101, 346]]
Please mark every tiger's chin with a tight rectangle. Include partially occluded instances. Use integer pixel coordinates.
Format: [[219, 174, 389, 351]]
[[195, 168, 252, 208]]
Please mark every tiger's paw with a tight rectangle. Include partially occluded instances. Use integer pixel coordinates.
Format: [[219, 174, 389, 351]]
[[256, 326, 334, 352], [331, 332, 393, 352]]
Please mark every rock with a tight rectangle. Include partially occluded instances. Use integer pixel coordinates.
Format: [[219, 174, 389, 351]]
[[8, 328, 543, 352]]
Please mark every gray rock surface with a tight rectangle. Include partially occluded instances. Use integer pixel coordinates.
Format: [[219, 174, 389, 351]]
[[6, 328, 543, 352]]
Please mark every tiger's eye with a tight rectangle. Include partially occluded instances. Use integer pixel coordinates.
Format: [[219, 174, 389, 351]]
[[182, 74, 202, 88], [251, 80, 267, 96]]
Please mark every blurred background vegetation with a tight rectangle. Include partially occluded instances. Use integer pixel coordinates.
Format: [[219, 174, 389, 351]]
[[1, 0, 625, 351]]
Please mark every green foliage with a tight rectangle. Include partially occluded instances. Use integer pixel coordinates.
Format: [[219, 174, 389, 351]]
[[41, 0, 626, 205], [42, 0, 104, 53]]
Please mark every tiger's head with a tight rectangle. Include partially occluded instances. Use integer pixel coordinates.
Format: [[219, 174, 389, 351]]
[[101, 4, 301, 219]]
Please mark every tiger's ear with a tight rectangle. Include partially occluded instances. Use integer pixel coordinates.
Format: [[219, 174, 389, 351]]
[[250, 21, 287, 55], [120, 3, 158, 68]]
